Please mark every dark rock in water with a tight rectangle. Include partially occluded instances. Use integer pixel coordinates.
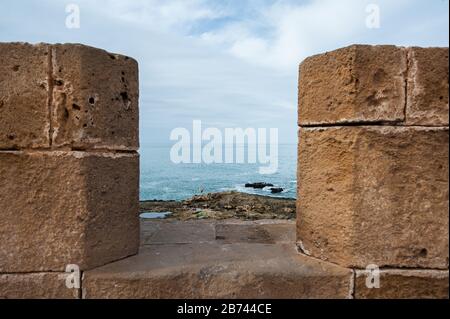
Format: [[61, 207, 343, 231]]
[[270, 188, 284, 194], [245, 182, 274, 189]]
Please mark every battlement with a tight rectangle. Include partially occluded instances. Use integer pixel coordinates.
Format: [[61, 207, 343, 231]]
[[0, 43, 448, 299]]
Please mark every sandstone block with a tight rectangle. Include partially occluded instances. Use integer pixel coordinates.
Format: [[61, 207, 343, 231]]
[[354, 269, 449, 299], [407, 47, 449, 126], [50, 44, 139, 150], [0, 43, 139, 151], [0, 272, 79, 299], [297, 126, 449, 268], [0, 43, 50, 149], [298, 45, 406, 125], [83, 243, 353, 299], [0, 151, 139, 272]]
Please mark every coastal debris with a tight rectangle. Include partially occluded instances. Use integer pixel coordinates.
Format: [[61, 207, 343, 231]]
[[140, 191, 296, 220]]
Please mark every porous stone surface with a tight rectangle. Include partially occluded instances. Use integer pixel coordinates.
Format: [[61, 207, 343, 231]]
[[297, 126, 449, 269], [298, 45, 406, 125], [354, 269, 449, 299], [0, 151, 139, 272], [406, 47, 449, 126], [83, 220, 353, 299], [0, 272, 79, 299], [0, 43, 50, 149], [50, 44, 139, 150], [0, 43, 139, 151]]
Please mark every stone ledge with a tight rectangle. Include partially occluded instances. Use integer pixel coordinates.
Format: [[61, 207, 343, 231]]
[[139, 219, 296, 246], [82, 219, 352, 299], [82, 243, 353, 299]]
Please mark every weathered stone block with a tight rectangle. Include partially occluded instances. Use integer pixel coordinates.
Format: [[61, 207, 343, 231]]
[[0, 151, 139, 272], [83, 243, 353, 299], [354, 269, 449, 299], [407, 47, 449, 126], [51, 44, 139, 150], [297, 126, 449, 269], [0, 43, 50, 149], [298, 45, 406, 125], [0, 43, 139, 151], [0, 272, 79, 299]]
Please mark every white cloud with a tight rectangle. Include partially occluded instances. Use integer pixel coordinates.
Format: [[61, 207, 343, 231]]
[[197, 0, 431, 70], [66, 0, 448, 73], [79, 0, 229, 32]]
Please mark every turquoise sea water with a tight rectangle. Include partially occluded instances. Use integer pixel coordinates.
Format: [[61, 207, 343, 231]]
[[140, 144, 297, 201]]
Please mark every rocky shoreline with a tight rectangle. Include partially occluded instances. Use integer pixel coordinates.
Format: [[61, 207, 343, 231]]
[[139, 191, 296, 220]]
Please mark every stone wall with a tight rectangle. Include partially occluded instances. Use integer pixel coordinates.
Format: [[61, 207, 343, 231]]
[[0, 43, 139, 298], [1, 42, 448, 299], [297, 45, 449, 298]]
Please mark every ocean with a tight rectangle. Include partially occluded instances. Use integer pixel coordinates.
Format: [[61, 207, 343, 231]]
[[140, 144, 297, 201]]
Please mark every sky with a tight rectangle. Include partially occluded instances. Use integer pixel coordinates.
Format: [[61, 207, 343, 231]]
[[0, 0, 448, 144]]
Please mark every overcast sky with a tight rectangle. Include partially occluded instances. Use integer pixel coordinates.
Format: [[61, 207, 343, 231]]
[[1, 0, 448, 144]]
